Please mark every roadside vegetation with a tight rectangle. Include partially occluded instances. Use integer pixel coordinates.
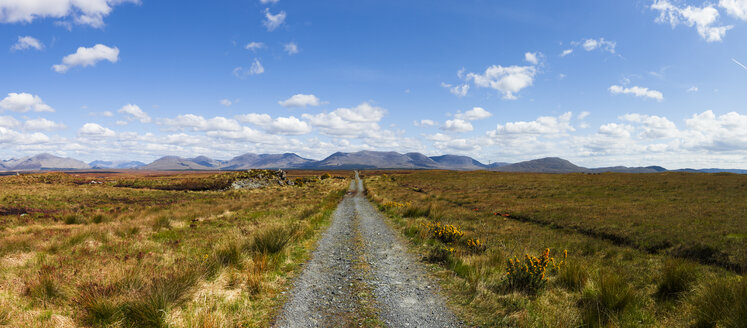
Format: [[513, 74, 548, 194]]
[[365, 170, 746, 327], [0, 170, 348, 327]]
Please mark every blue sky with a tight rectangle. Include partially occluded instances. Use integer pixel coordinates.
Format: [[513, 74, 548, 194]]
[[1, 0, 746, 168]]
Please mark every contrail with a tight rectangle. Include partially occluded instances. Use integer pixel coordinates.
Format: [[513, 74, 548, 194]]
[[733, 58, 747, 71]]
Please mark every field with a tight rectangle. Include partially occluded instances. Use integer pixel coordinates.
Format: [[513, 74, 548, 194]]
[[0, 170, 349, 327], [364, 170, 746, 327]]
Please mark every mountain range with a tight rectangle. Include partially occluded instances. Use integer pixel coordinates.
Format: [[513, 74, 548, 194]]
[[0, 152, 744, 174]]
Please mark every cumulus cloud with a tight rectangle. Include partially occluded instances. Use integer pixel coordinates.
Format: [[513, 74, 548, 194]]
[[579, 38, 616, 53], [441, 82, 469, 97], [236, 113, 311, 135], [220, 99, 233, 106], [0, 93, 54, 112], [206, 126, 284, 144], [489, 112, 574, 137], [651, 0, 733, 42], [0, 127, 49, 145], [78, 123, 115, 138], [455, 107, 492, 121], [118, 104, 151, 123], [284, 42, 299, 55], [578, 111, 591, 120], [279, 94, 322, 108], [465, 65, 537, 100], [53, 44, 119, 73], [10, 36, 43, 51], [609, 85, 664, 101], [233, 59, 264, 78], [0, 0, 139, 28], [161, 114, 242, 132], [302, 102, 386, 137], [414, 119, 437, 127], [687, 86, 699, 93], [24, 118, 65, 131], [263, 8, 286, 31], [245, 42, 265, 51], [560, 49, 573, 57], [441, 119, 473, 133], [620, 113, 679, 138], [524, 52, 542, 64], [0, 116, 20, 128], [720, 0, 747, 20], [681, 110, 747, 151]]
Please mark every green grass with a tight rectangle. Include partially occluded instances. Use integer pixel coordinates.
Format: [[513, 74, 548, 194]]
[[578, 270, 639, 327], [655, 259, 699, 300], [252, 225, 294, 254], [691, 277, 747, 328]]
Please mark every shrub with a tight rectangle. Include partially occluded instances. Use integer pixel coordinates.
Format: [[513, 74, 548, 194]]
[[421, 222, 464, 243], [691, 277, 747, 328], [578, 270, 638, 327], [557, 261, 588, 291], [505, 248, 564, 294], [320, 173, 331, 180], [464, 238, 486, 254], [425, 245, 455, 264], [655, 259, 698, 300], [252, 225, 293, 254]]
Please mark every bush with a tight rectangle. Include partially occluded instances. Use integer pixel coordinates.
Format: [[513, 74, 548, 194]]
[[557, 261, 588, 291], [421, 222, 464, 243], [252, 225, 293, 254], [578, 270, 638, 327], [655, 259, 698, 300], [320, 173, 331, 180], [464, 238, 486, 254], [505, 248, 564, 294], [691, 277, 747, 328], [425, 245, 455, 264]]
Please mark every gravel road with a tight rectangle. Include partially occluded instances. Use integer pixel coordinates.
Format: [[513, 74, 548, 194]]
[[274, 172, 460, 328]]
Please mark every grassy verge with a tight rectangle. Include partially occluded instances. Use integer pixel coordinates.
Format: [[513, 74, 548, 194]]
[[0, 171, 348, 327], [364, 171, 745, 327]]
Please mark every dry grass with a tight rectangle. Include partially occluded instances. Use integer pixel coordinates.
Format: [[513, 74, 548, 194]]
[[364, 170, 745, 327], [0, 170, 348, 327]]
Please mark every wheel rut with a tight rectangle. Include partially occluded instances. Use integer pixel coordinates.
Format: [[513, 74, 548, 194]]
[[274, 172, 460, 328]]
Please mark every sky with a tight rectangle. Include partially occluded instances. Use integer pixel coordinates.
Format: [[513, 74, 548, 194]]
[[0, 0, 746, 169]]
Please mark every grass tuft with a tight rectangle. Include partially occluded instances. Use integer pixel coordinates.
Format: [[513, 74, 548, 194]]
[[152, 216, 171, 230], [556, 261, 589, 291], [655, 259, 698, 300], [578, 270, 638, 327], [691, 277, 747, 328], [75, 283, 121, 327], [122, 268, 199, 328], [252, 225, 294, 254], [214, 237, 244, 268]]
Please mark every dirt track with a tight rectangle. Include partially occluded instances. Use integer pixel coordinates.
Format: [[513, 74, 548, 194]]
[[274, 172, 460, 327]]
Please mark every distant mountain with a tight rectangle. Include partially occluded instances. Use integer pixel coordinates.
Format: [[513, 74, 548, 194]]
[[487, 162, 510, 169], [190, 156, 225, 168], [429, 155, 486, 170], [1, 153, 90, 170], [222, 153, 315, 170], [89, 160, 146, 169], [308, 151, 441, 169], [494, 157, 587, 173], [677, 168, 747, 174], [140, 156, 213, 170], [590, 166, 663, 173]]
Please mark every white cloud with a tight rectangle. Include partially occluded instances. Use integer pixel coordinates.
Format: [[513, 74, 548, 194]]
[[681, 110, 747, 151], [598, 123, 635, 138], [260, 0, 279, 3], [302, 102, 386, 137], [0, 92, 54, 112], [78, 123, 115, 138], [0, 116, 20, 128], [687, 86, 699, 93], [609, 85, 664, 101], [53, 44, 119, 73], [161, 114, 242, 132], [560, 49, 573, 57], [455, 107, 492, 121], [233, 58, 264, 78], [263, 8, 286, 31], [220, 99, 233, 106], [489, 112, 574, 136], [579, 38, 616, 53], [524, 52, 542, 64], [465, 64, 537, 100], [441, 82, 469, 97], [0, 0, 139, 28], [620, 113, 679, 138], [245, 42, 265, 51], [206, 126, 284, 144], [118, 104, 151, 123], [733, 58, 747, 70], [651, 0, 733, 42], [0, 127, 49, 145], [414, 119, 437, 127], [284, 42, 299, 55], [578, 111, 591, 120], [279, 94, 322, 108], [10, 36, 43, 51], [441, 119, 473, 133], [720, 0, 747, 20], [24, 118, 66, 131], [237, 114, 311, 135]]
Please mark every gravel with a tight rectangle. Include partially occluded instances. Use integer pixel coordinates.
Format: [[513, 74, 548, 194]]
[[274, 172, 460, 327]]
